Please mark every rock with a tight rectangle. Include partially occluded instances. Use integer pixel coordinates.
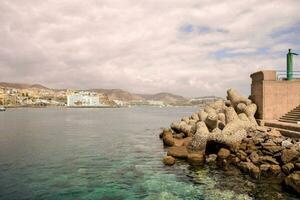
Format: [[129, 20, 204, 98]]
[[262, 145, 283, 154], [230, 156, 241, 165], [239, 162, 260, 179], [236, 103, 247, 113], [284, 171, 300, 194], [282, 140, 293, 148], [227, 88, 251, 108], [179, 121, 192, 137], [269, 165, 281, 175], [282, 163, 294, 175], [205, 112, 218, 130], [206, 154, 217, 164], [210, 99, 225, 113], [256, 126, 268, 132], [281, 148, 299, 164], [170, 122, 181, 133], [181, 116, 190, 123], [182, 137, 192, 146], [187, 122, 209, 153], [253, 137, 264, 145], [191, 113, 200, 121], [267, 129, 281, 137], [259, 156, 279, 165], [167, 146, 188, 158], [217, 148, 231, 159], [163, 156, 175, 166], [238, 113, 250, 122], [224, 107, 239, 124], [249, 152, 260, 164], [218, 113, 226, 124], [237, 150, 247, 161], [260, 164, 271, 176], [173, 133, 185, 139], [295, 163, 300, 170], [198, 111, 208, 122], [187, 153, 205, 166], [162, 131, 175, 146], [244, 103, 258, 125]]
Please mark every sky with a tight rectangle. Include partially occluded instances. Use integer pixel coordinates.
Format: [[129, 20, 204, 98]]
[[0, 0, 300, 97]]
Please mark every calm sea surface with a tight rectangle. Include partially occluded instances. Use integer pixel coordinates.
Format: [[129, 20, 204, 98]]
[[0, 107, 298, 200]]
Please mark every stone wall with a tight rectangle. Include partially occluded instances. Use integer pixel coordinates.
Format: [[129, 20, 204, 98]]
[[250, 70, 300, 120]]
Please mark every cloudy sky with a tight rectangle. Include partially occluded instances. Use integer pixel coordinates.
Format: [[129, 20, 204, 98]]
[[0, 0, 300, 97]]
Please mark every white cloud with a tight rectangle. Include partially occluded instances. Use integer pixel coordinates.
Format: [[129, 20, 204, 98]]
[[0, 0, 299, 97]]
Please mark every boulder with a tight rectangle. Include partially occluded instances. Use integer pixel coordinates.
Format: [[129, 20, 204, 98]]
[[260, 164, 271, 176], [179, 121, 192, 137], [259, 156, 279, 165], [218, 113, 226, 124], [236, 103, 247, 114], [199, 111, 208, 122], [284, 172, 300, 194], [217, 148, 231, 159], [269, 165, 281, 175], [182, 137, 192, 146], [191, 113, 200, 121], [281, 148, 299, 164], [187, 153, 205, 166], [282, 140, 293, 148], [224, 107, 239, 124], [162, 131, 175, 146], [227, 88, 252, 108], [282, 163, 294, 175], [205, 112, 218, 130], [244, 103, 258, 125], [170, 122, 181, 132], [239, 162, 260, 179], [167, 146, 188, 159], [249, 152, 260, 164], [163, 156, 176, 166], [210, 99, 225, 113], [187, 122, 209, 153], [267, 129, 282, 137], [206, 154, 218, 164]]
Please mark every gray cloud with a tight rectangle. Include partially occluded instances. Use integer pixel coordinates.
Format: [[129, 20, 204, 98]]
[[0, 0, 300, 97]]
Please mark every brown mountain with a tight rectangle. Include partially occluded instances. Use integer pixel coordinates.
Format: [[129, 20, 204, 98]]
[[91, 89, 144, 101], [0, 82, 189, 104], [139, 92, 187, 105], [0, 82, 49, 90]]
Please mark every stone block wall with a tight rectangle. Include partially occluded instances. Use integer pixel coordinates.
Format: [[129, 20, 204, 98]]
[[250, 70, 300, 120]]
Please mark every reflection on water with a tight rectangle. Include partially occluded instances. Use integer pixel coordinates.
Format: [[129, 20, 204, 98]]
[[0, 108, 298, 200]]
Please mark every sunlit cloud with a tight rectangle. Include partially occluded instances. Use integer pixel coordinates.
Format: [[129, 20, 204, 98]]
[[0, 0, 300, 97]]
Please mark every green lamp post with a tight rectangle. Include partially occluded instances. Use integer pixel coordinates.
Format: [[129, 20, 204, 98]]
[[287, 49, 298, 80]]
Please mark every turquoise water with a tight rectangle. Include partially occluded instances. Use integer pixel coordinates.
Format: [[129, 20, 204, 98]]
[[0, 108, 298, 200]]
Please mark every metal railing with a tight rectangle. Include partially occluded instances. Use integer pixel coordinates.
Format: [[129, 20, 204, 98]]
[[276, 71, 300, 80]]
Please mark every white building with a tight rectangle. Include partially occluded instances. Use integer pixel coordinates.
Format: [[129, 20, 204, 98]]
[[67, 94, 102, 107]]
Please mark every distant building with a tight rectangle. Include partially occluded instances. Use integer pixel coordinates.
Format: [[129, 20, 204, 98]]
[[67, 93, 103, 107], [147, 100, 166, 106]]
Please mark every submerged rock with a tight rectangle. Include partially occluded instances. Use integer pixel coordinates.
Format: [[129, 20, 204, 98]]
[[187, 153, 205, 166], [284, 171, 300, 194], [167, 146, 188, 159], [163, 156, 176, 166]]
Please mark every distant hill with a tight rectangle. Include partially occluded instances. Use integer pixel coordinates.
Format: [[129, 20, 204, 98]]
[[140, 92, 187, 105], [0, 82, 49, 90], [0, 82, 221, 106], [91, 89, 144, 101]]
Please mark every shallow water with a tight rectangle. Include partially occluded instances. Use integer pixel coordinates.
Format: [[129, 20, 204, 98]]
[[0, 107, 298, 200]]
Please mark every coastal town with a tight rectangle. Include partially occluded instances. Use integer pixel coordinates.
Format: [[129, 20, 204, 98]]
[[0, 82, 222, 108]]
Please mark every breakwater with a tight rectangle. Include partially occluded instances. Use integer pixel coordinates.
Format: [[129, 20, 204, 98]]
[[160, 89, 300, 195]]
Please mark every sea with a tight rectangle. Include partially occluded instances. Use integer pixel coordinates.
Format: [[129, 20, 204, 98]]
[[0, 107, 298, 200]]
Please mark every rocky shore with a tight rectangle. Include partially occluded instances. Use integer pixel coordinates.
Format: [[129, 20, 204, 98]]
[[160, 89, 300, 195]]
